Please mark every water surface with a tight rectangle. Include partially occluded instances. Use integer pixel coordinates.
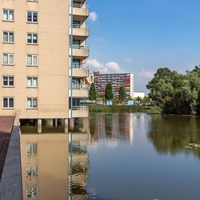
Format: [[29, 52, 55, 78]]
[[20, 113, 200, 200]]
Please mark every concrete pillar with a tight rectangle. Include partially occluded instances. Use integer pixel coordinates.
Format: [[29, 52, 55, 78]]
[[64, 119, 68, 133], [38, 119, 42, 133], [54, 119, 58, 126], [69, 118, 75, 130]]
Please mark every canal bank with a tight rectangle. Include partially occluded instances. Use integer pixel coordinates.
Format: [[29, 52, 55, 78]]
[[0, 117, 22, 200]]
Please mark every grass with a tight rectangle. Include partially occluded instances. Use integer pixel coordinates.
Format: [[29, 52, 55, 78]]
[[88, 104, 161, 114]]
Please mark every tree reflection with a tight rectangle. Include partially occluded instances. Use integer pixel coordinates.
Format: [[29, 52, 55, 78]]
[[148, 115, 200, 158]]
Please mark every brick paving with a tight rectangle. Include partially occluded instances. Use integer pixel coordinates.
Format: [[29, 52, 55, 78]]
[[0, 116, 15, 179]]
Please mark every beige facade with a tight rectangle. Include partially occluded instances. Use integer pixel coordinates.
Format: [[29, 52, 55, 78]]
[[0, 0, 89, 123]]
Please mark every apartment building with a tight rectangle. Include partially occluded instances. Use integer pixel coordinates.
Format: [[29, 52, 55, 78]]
[[93, 72, 134, 98], [0, 0, 89, 126]]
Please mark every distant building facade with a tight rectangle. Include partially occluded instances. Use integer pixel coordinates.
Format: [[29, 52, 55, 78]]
[[93, 72, 134, 98]]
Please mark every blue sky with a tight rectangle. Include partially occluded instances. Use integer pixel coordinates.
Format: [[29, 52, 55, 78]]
[[85, 0, 200, 93]]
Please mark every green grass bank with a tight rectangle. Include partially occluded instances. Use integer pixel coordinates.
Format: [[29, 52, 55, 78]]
[[88, 104, 161, 114]]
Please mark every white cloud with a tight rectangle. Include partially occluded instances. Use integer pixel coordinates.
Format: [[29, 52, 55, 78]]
[[139, 70, 155, 79], [105, 61, 121, 72], [89, 11, 98, 22], [85, 58, 125, 74]]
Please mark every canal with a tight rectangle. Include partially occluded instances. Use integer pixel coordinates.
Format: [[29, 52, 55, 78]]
[[21, 113, 200, 200]]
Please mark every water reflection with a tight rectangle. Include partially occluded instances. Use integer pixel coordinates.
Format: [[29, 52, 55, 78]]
[[89, 113, 134, 144], [148, 115, 200, 158], [20, 126, 89, 200]]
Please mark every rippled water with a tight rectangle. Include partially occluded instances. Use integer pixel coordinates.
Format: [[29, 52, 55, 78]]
[[20, 113, 200, 200]]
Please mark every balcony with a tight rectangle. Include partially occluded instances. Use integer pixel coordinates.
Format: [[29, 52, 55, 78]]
[[72, 106, 88, 118], [73, 47, 89, 59], [72, 86, 88, 98], [73, 4, 89, 22], [72, 68, 88, 77], [73, 27, 89, 42]]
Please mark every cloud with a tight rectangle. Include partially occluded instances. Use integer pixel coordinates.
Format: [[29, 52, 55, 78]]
[[88, 11, 98, 22], [85, 58, 125, 73], [125, 57, 133, 63], [139, 70, 155, 79], [105, 62, 121, 72]]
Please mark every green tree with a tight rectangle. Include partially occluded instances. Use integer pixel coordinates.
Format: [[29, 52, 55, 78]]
[[89, 83, 97, 101], [105, 83, 113, 101], [118, 86, 126, 102]]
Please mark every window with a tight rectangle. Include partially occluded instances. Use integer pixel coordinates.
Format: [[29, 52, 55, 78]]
[[26, 143, 37, 155], [27, 54, 38, 66], [2, 97, 14, 108], [26, 186, 38, 198], [27, 97, 38, 108], [2, 9, 14, 21], [3, 31, 14, 43], [27, 33, 38, 44], [2, 76, 14, 87], [27, 77, 38, 87], [26, 164, 37, 177], [73, 40, 80, 49], [72, 59, 81, 68], [2, 53, 14, 65], [27, 11, 38, 23]]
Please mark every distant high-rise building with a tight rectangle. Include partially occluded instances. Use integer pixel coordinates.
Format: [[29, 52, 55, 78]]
[[93, 72, 134, 98], [0, 0, 89, 125]]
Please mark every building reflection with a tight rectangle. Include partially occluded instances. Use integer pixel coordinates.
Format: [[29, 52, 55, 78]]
[[89, 113, 134, 144], [20, 124, 89, 200]]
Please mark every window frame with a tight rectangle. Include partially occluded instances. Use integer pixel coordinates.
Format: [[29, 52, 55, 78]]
[[2, 31, 14, 43], [27, 11, 38, 23], [2, 53, 14, 65], [2, 9, 14, 21], [2, 76, 14, 87], [26, 54, 38, 66], [26, 97, 38, 109], [27, 33, 38, 44], [2, 97, 14, 109], [27, 76, 38, 88]]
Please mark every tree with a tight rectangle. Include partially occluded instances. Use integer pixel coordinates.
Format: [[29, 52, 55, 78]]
[[105, 83, 113, 101], [118, 86, 126, 102], [89, 83, 97, 101]]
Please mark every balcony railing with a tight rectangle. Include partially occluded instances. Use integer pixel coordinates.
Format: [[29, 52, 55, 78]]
[[73, 3, 88, 8], [72, 106, 88, 111], [72, 85, 89, 90]]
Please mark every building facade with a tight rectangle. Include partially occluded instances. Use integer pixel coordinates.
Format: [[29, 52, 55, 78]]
[[0, 0, 89, 126], [93, 72, 134, 99]]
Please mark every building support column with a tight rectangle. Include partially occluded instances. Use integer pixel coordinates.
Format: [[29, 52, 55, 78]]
[[64, 118, 68, 133], [69, 118, 75, 130], [38, 119, 42, 134]]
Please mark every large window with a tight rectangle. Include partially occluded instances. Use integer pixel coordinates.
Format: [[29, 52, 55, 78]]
[[3, 31, 14, 43], [27, 11, 38, 23], [27, 97, 38, 108], [2, 53, 14, 65], [26, 186, 38, 199], [26, 143, 37, 155], [27, 33, 38, 44], [27, 54, 38, 66], [2, 97, 14, 108], [2, 9, 14, 21], [26, 164, 37, 177], [27, 77, 38, 87], [2, 76, 14, 87]]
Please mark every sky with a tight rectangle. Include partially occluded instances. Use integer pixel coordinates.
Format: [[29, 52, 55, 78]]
[[85, 0, 200, 94]]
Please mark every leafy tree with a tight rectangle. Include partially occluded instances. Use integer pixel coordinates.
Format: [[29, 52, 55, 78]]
[[135, 96, 142, 102], [146, 66, 200, 114], [142, 96, 150, 104], [118, 86, 126, 102], [89, 83, 97, 101], [105, 83, 113, 101]]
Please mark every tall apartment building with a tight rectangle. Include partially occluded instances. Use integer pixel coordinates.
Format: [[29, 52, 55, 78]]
[[0, 0, 89, 126], [93, 72, 134, 98]]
